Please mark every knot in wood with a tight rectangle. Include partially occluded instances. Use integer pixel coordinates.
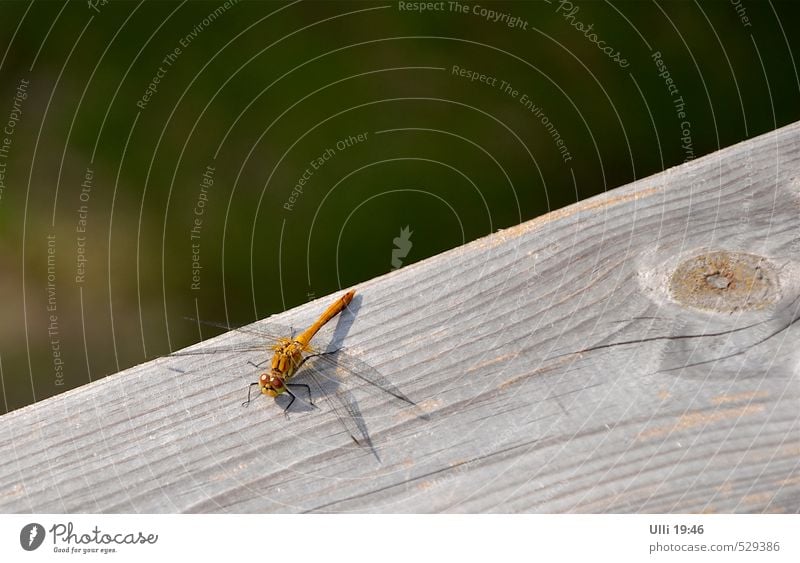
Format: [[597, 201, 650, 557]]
[[669, 250, 779, 312]]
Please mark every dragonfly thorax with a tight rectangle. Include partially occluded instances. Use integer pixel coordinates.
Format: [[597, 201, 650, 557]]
[[270, 339, 305, 377]]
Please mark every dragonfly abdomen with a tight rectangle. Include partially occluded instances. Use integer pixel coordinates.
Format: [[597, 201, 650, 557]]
[[295, 289, 355, 346]]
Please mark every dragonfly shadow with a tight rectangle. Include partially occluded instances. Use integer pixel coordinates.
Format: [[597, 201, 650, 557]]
[[323, 291, 362, 352], [300, 355, 374, 453], [301, 295, 382, 459]]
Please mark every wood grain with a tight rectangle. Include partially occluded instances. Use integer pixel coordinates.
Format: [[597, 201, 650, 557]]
[[1, 121, 799, 513]]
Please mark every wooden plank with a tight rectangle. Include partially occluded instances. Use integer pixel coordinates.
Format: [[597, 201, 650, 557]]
[[1, 121, 799, 513]]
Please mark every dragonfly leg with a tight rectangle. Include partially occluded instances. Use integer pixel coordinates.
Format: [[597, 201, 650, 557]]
[[283, 387, 298, 417], [287, 383, 315, 407], [248, 359, 270, 369], [295, 349, 339, 371], [242, 382, 259, 407]]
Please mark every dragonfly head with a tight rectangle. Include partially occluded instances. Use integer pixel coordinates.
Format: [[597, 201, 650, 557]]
[[259, 371, 286, 397]]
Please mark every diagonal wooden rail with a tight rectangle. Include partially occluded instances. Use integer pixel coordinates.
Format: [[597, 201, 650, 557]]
[[2, 121, 799, 513]]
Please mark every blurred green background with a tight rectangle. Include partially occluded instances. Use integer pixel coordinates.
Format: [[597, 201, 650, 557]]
[[1, 0, 799, 412]]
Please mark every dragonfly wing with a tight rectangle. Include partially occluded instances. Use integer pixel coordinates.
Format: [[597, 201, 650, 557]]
[[168, 344, 266, 356], [310, 351, 416, 406], [183, 317, 304, 344], [305, 369, 373, 451]]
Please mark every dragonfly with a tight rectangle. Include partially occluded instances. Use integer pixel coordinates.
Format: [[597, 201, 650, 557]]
[[171, 289, 417, 449]]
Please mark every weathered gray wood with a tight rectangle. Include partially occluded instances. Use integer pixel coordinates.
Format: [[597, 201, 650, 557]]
[[2, 122, 800, 513]]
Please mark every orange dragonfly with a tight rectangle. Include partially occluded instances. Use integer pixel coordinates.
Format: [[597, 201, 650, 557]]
[[173, 289, 416, 448]]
